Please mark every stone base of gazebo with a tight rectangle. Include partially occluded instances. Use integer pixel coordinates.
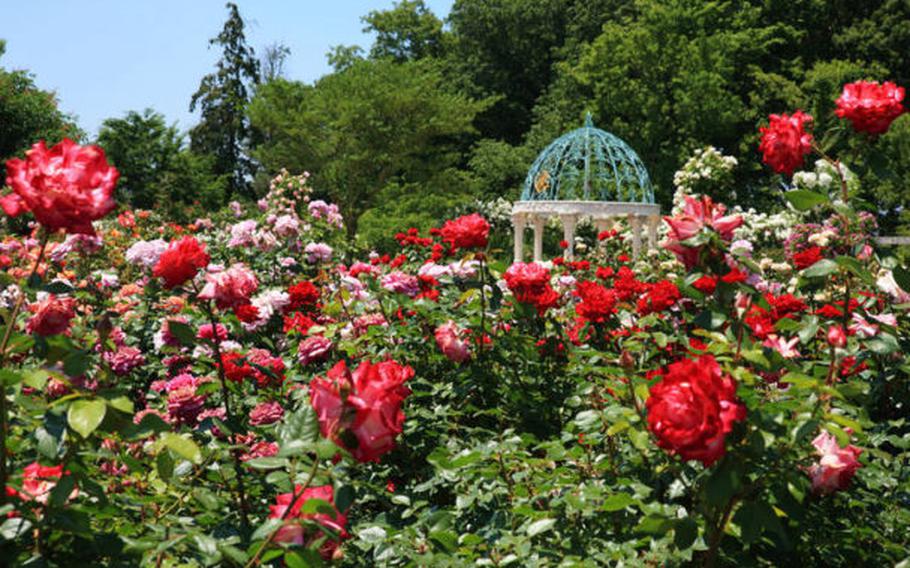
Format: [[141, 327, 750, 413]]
[[512, 200, 661, 262]]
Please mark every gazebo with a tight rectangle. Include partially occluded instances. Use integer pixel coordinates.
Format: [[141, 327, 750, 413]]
[[512, 113, 660, 261]]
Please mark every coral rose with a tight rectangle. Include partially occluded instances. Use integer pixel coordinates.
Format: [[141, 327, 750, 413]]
[[26, 295, 76, 336], [807, 430, 862, 495], [310, 359, 413, 463], [434, 321, 472, 363], [198, 263, 258, 309], [2, 139, 118, 234], [646, 354, 745, 466]]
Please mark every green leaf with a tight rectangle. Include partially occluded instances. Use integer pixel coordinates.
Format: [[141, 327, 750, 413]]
[[802, 259, 838, 278], [526, 518, 556, 537], [335, 485, 355, 513], [244, 457, 289, 470], [166, 320, 196, 347], [601, 492, 635, 512], [63, 350, 91, 377], [107, 395, 134, 414], [67, 399, 107, 438], [49, 473, 76, 507], [358, 526, 388, 544], [43, 281, 73, 294], [161, 432, 202, 463], [784, 190, 829, 211], [705, 460, 741, 507], [835, 256, 873, 284], [0, 518, 31, 540], [157, 451, 174, 482], [892, 266, 910, 292], [674, 518, 698, 549]]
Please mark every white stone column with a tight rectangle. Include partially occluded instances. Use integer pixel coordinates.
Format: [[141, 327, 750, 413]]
[[561, 214, 577, 261], [532, 216, 545, 262], [629, 215, 642, 259], [512, 214, 526, 263], [647, 215, 660, 250]]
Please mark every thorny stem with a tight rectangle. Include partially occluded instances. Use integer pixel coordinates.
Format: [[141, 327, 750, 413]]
[[0, 231, 49, 504], [192, 281, 251, 534]]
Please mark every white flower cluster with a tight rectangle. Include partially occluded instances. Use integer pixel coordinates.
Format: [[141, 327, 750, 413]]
[[792, 159, 855, 193], [671, 146, 738, 213]]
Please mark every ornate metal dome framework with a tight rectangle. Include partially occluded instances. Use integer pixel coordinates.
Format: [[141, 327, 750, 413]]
[[512, 114, 661, 261]]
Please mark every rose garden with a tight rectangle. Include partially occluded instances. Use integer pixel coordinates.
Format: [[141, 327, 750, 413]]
[[2, 3, 910, 567]]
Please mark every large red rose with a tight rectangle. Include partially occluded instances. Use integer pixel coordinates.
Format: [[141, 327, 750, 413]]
[[646, 354, 746, 466], [503, 262, 559, 315], [269, 484, 349, 560], [153, 236, 210, 289], [440, 213, 490, 251], [2, 139, 118, 234], [26, 295, 76, 336], [574, 280, 616, 323], [310, 359, 413, 462], [835, 80, 905, 135], [758, 111, 813, 175], [287, 280, 320, 312]]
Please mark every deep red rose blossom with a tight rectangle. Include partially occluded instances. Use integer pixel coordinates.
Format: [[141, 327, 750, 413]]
[[440, 213, 490, 251], [835, 80, 905, 135], [287, 280, 320, 311], [26, 295, 76, 336], [646, 354, 746, 466], [759, 111, 813, 175], [310, 359, 413, 462], [792, 246, 824, 270], [574, 280, 616, 323], [153, 236, 210, 289], [2, 139, 118, 234]]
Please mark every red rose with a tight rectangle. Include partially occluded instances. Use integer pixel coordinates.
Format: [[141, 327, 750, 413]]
[[26, 295, 76, 336], [637, 280, 681, 315], [720, 267, 748, 284], [646, 354, 746, 466], [287, 280, 320, 311], [835, 80, 905, 135], [791, 246, 823, 270], [440, 213, 490, 251], [504, 262, 559, 315], [692, 275, 717, 294], [310, 359, 413, 462], [2, 139, 118, 234], [759, 111, 813, 175], [269, 484, 349, 559], [153, 236, 210, 289], [574, 280, 616, 323], [234, 304, 260, 324]]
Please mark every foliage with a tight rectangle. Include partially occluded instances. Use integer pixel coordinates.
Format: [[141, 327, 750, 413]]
[[189, 1, 261, 200], [0, 40, 81, 162], [97, 109, 226, 218], [248, 58, 489, 238]]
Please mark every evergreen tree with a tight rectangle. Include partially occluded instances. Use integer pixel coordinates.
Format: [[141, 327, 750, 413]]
[[189, 2, 260, 200]]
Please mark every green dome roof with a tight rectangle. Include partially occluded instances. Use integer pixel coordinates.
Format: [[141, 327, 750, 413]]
[[521, 113, 654, 203]]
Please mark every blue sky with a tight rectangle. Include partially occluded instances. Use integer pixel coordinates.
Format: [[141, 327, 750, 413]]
[[2, 0, 453, 138]]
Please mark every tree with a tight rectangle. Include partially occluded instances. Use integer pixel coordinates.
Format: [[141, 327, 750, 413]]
[[362, 0, 445, 62], [248, 58, 489, 238], [260, 42, 291, 82], [0, 40, 81, 161], [97, 108, 226, 214], [97, 109, 182, 208], [189, 2, 260, 200]]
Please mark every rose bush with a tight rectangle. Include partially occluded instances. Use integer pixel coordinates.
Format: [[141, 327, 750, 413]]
[[0, 85, 907, 567]]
